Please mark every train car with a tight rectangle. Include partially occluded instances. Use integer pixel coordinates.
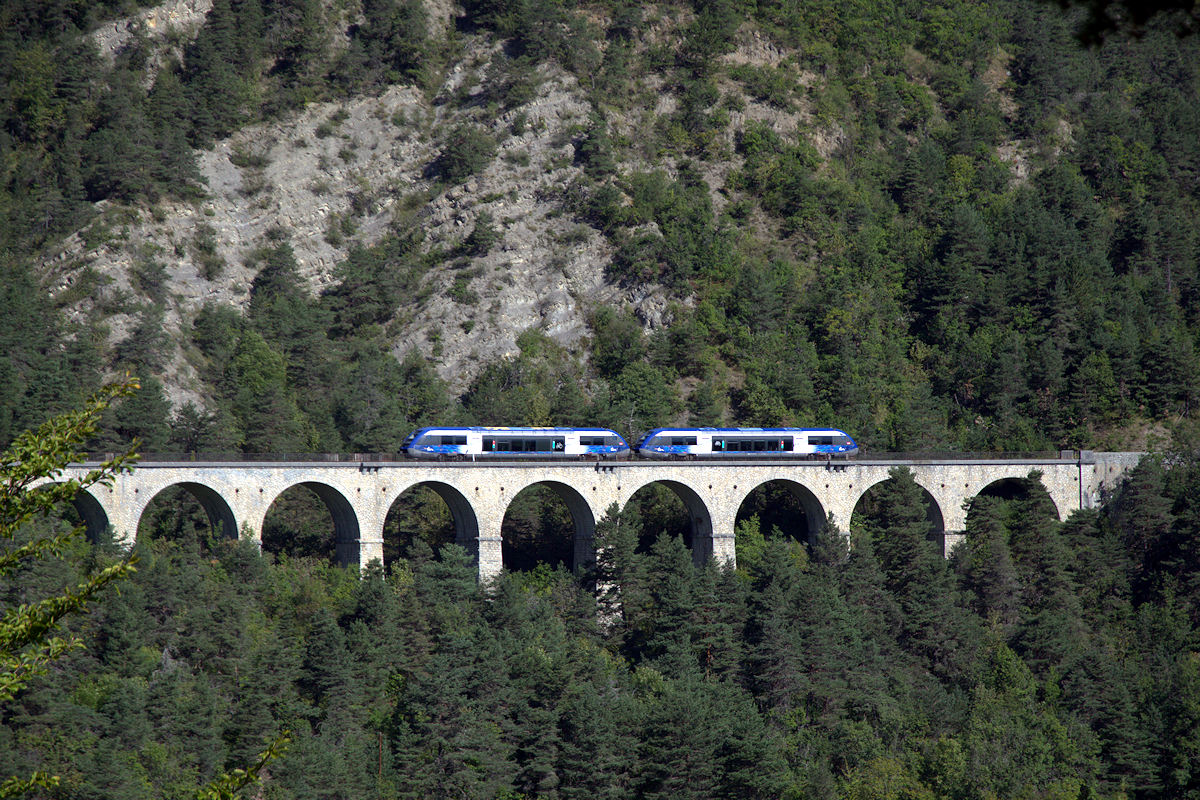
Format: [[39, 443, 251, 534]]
[[634, 427, 858, 458], [402, 427, 630, 459]]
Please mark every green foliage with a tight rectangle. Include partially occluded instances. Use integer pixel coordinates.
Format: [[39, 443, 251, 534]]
[[432, 125, 497, 184], [0, 380, 139, 717], [335, 0, 430, 90], [588, 306, 646, 379], [463, 210, 501, 256], [462, 330, 592, 428], [194, 733, 290, 800]]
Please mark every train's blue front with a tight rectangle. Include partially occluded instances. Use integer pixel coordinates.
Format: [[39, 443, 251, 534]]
[[807, 430, 859, 456], [401, 427, 470, 458], [634, 429, 698, 458], [579, 430, 632, 458]]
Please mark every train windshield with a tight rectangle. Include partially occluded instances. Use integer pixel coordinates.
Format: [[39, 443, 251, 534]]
[[809, 434, 854, 447]]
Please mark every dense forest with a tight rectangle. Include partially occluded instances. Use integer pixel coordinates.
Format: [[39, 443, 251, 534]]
[[3, 0, 1200, 797], [4, 443, 1200, 799]]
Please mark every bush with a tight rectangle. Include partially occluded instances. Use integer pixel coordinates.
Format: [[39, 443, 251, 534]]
[[464, 211, 500, 256], [432, 125, 497, 184]]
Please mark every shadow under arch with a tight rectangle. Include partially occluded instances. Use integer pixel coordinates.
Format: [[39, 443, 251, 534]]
[[736, 479, 827, 545], [71, 488, 110, 543], [976, 476, 1061, 519], [136, 482, 238, 543], [384, 481, 480, 567], [620, 482, 693, 555], [32, 483, 110, 543], [501, 480, 595, 573], [621, 479, 714, 568], [263, 481, 359, 567], [851, 475, 946, 545]]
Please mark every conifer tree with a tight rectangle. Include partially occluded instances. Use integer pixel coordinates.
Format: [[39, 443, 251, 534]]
[[557, 678, 636, 800], [592, 503, 650, 657], [1108, 458, 1173, 602], [864, 468, 981, 682], [958, 495, 1021, 628], [690, 562, 747, 683], [640, 532, 699, 675]]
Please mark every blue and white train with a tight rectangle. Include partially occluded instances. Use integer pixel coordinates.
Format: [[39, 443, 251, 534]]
[[402, 427, 631, 459], [634, 427, 858, 458]]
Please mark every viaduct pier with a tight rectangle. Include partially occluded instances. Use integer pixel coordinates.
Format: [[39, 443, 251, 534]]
[[53, 452, 1143, 579]]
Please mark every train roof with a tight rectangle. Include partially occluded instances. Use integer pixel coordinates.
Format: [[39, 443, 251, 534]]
[[637, 427, 852, 437], [405, 426, 626, 435]]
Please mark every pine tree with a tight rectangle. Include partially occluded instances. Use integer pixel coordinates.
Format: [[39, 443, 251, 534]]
[[146, 63, 202, 194], [958, 495, 1021, 628], [864, 468, 981, 682], [743, 538, 807, 714], [92, 376, 173, 454], [184, 0, 247, 145], [1107, 458, 1173, 603], [690, 563, 747, 683], [592, 503, 651, 659], [557, 678, 637, 800], [640, 532, 699, 675]]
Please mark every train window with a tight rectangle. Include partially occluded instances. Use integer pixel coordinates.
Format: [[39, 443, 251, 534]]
[[808, 435, 835, 446], [712, 439, 725, 451], [779, 439, 793, 451], [439, 435, 467, 445], [581, 436, 602, 446], [670, 437, 697, 446], [753, 440, 767, 451], [834, 435, 852, 446]]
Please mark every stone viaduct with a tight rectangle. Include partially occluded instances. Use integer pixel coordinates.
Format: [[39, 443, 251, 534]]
[[50, 452, 1142, 580]]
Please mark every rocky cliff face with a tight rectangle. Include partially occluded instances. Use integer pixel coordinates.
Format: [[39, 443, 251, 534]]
[[47, 6, 693, 404], [41, 0, 882, 408]]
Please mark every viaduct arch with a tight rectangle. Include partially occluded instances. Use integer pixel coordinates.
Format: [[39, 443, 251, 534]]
[[49, 453, 1142, 580]]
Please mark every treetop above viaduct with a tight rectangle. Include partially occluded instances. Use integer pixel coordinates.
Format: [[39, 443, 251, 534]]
[[50, 452, 1143, 580]]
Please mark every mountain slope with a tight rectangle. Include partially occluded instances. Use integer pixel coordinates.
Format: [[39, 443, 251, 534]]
[[4, 0, 1199, 453]]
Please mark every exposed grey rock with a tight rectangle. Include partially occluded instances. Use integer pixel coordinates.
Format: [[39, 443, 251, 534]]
[[42, 36, 681, 406], [91, 0, 212, 67]]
